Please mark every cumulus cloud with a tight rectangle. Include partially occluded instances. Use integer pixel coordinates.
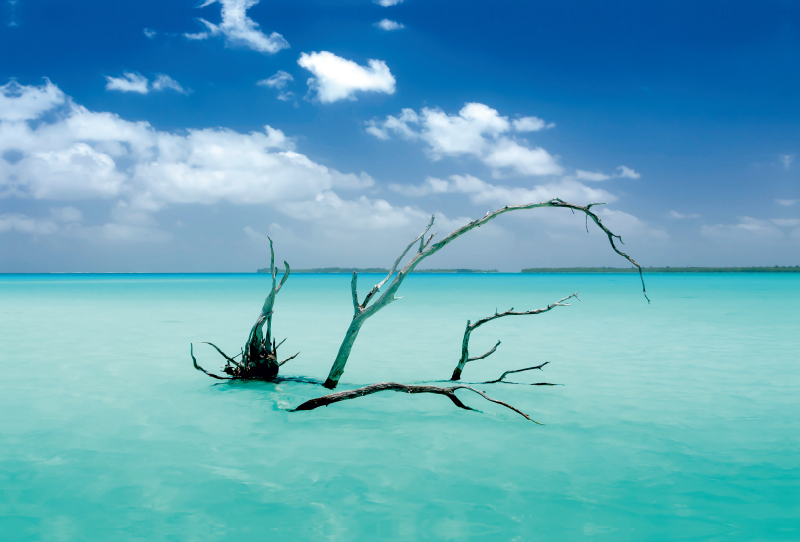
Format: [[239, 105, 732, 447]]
[[298, 51, 396, 103], [375, 0, 403, 5], [367, 103, 562, 176], [186, 0, 289, 54], [0, 80, 410, 242], [105, 73, 187, 94], [375, 19, 404, 31], [616, 165, 640, 179]]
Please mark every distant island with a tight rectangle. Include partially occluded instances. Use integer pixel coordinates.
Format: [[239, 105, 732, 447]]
[[521, 266, 800, 273], [256, 267, 499, 274]]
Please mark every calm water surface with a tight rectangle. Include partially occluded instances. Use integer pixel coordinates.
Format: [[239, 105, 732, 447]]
[[1, 273, 798, 541]]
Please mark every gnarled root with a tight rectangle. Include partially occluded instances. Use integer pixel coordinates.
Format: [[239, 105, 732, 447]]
[[292, 382, 540, 424]]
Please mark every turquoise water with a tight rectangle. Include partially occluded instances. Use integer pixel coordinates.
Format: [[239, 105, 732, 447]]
[[1, 273, 798, 541]]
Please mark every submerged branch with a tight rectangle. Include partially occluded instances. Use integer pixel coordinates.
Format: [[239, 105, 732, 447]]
[[292, 382, 540, 423]]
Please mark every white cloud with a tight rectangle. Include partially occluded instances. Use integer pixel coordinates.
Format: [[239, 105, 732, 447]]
[[512, 116, 549, 132], [375, 0, 403, 5], [143, 28, 156, 39], [0, 79, 65, 121], [187, 0, 289, 54], [776, 199, 797, 206], [105, 73, 149, 94], [105, 73, 186, 95], [368, 103, 562, 176], [257, 70, 293, 89], [298, 51, 396, 103], [780, 154, 795, 170], [375, 19, 404, 31], [616, 165, 640, 179], [151, 75, 187, 94], [668, 210, 700, 219], [1, 80, 398, 241]]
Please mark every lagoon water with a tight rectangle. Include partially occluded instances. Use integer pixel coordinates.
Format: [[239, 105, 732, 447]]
[[1, 273, 798, 541]]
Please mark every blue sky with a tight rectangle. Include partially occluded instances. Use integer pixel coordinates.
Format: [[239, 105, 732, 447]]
[[1, 0, 798, 272]]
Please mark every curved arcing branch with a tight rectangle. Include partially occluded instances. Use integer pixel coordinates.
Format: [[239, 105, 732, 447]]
[[191, 343, 232, 380], [326, 198, 648, 389], [292, 382, 540, 423], [482, 362, 550, 384]]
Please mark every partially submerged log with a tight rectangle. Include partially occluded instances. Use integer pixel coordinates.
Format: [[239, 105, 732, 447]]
[[293, 382, 541, 423], [324, 198, 648, 389], [192, 238, 299, 381], [450, 293, 579, 380]]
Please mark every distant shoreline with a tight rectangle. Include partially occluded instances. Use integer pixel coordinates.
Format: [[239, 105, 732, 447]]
[[521, 267, 800, 273], [254, 266, 800, 274], [256, 267, 500, 274]]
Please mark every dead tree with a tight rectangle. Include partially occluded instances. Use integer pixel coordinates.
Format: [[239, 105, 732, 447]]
[[323, 198, 648, 389], [450, 292, 579, 380], [191, 238, 299, 381]]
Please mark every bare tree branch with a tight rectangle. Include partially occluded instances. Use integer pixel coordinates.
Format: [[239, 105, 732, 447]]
[[482, 362, 549, 384], [325, 198, 648, 389], [191, 344, 232, 380], [468, 340, 501, 362], [278, 351, 300, 367], [292, 382, 540, 423], [451, 293, 579, 380]]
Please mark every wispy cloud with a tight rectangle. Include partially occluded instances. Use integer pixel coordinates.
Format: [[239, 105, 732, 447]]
[[298, 51, 395, 103], [780, 153, 795, 170], [776, 199, 798, 206], [257, 70, 293, 89], [375, 0, 403, 5], [668, 210, 700, 219], [105, 73, 187, 94], [143, 28, 156, 39], [375, 19, 404, 31], [185, 0, 289, 54]]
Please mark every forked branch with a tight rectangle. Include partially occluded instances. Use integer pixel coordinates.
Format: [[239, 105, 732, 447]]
[[482, 362, 550, 384], [293, 382, 540, 423], [450, 292, 579, 380]]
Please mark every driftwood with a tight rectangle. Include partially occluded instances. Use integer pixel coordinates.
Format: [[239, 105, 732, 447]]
[[293, 382, 541, 423], [324, 198, 647, 389], [192, 238, 299, 381], [450, 293, 579, 380], [481, 362, 554, 384]]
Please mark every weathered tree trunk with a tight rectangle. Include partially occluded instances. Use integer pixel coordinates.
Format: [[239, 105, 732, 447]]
[[324, 198, 648, 389], [192, 237, 299, 381]]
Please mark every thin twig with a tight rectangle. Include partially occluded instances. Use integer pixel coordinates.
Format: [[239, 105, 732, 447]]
[[482, 362, 549, 384], [277, 351, 300, 367], [191, 344, 232, 380], [467, 340, 501, 362]]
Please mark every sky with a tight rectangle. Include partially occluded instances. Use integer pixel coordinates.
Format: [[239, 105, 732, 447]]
[[1, 0, 799, 272]]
